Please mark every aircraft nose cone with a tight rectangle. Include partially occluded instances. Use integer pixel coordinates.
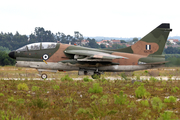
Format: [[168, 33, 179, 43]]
[[8, 51, 16, 59]]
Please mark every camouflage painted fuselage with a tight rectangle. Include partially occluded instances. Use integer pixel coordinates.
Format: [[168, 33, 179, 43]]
[[9, 23, 172, 75], [15, 42, 165, 72]]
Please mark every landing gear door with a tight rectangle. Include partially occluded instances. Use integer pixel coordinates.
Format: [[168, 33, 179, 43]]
[[78, 69, 94, 75]]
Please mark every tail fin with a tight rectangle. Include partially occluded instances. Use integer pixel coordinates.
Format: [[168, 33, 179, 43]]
[[116, 23, 172, 56]]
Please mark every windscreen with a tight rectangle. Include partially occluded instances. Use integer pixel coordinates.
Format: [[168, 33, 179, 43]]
[[27, 43, 40, 50], [16, 46, 27, 51], [41, 42, 57, 49]]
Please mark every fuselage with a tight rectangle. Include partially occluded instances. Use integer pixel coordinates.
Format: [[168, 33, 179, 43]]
[[9, 42, 165, 73], [7, 23, 171, 78]]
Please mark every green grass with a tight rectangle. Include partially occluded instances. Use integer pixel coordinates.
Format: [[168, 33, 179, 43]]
[[164, 96, 177, 103], [1, 79, 180, 119], [88, 83, 103, 93], [61, 74, 73, 81], [83, 76, 93, 82], [171, 86, 179, 93], [31, 86, 40, 91], [140, 100, 149, 107], [151, 97, 165, 112], [53, 85, 60, 90], [135, 84, 151, 99], [0, 93, 4, 96], [114, 90, 128, 105], [1, 66, 180, 119], [17, 83, 29, 91]]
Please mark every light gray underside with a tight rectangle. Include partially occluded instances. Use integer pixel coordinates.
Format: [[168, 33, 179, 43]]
[[16, 61, 163, 72]]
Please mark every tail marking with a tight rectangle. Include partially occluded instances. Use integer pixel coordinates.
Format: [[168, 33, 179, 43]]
[[131, 41, 159, 55]]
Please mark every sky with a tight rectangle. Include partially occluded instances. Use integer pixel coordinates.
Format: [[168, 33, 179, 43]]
[[0, 0, 179, 38]]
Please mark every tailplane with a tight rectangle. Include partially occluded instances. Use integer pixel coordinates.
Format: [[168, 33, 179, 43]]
[[116, 23, 172, 56]]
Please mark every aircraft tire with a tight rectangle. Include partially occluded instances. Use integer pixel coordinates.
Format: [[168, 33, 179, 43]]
[[41, 73, 47, 79]]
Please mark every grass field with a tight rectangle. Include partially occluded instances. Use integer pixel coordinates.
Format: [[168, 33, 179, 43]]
[[1, 66, 180, 119]]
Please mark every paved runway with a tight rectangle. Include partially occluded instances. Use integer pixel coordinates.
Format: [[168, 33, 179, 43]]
[[1, 76, 180, 81]]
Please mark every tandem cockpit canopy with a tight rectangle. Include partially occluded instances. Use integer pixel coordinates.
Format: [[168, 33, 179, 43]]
[[16, 42, 57, 51]]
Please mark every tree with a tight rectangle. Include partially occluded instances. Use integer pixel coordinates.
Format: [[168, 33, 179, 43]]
[[88, 38, 99, 48], [0, 32, 28, 50], [109, 44, 126, 49], [176, 41, 180, 45], [100, 44, 106, 49], [164, 47, 179, 54], [31, 27, 55, 43], [0, 51, 16, 66], [120, 40, 127, 43], [166, 41, 172, 45], [0, 46, 10, 53], [132, 37, 138, 42]]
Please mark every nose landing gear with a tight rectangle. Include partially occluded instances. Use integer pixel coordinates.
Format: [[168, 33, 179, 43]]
[[38, 71, 48, 79]]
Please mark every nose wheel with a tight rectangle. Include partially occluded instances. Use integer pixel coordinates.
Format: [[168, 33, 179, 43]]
[[41, 73, 47, 79]]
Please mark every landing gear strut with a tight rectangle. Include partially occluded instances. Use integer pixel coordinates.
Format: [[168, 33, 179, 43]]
[[41, 73, 47, 79], [37, 70, 48, 79]]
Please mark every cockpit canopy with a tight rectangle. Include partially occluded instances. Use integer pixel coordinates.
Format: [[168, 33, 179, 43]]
[[16, 42, 57, 51]]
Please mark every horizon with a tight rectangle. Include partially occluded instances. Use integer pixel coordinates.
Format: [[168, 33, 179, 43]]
[[1, 30, 179, 41]]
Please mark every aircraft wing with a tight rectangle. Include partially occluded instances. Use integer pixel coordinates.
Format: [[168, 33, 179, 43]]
[[64, 50, 128, 61]]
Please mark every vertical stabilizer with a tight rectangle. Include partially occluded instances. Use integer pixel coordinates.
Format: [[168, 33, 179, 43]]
[[115, 23, 172, 56]]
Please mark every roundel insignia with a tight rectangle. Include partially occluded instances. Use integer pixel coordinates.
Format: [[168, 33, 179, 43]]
[[43, 54, 49, 60]]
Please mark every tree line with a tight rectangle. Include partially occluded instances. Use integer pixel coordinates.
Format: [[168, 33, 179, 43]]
[[0, 27, 83, 51], [164, 46, 180, 54], [0, 27, 121, 51]]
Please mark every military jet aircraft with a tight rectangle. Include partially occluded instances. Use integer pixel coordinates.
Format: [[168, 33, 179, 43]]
[[8, 23, 172, 79]]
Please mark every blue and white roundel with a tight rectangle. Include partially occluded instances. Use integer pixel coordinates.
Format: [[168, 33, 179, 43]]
[[43, 54, 49, 60]]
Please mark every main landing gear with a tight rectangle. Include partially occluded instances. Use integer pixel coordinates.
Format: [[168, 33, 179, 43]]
[[91, 72, 101, 79], [41, 73, 48, 79]]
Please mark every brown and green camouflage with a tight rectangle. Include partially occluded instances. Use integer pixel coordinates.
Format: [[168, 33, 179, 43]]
[[8, 23, 172, 77]]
